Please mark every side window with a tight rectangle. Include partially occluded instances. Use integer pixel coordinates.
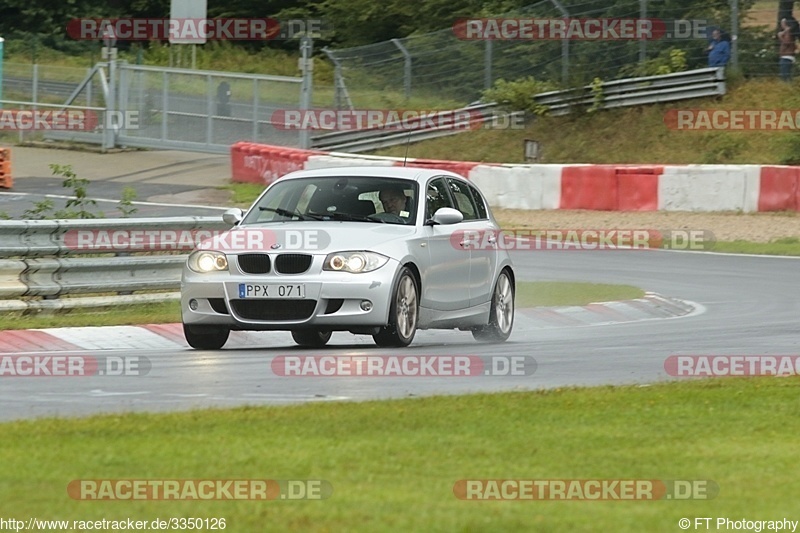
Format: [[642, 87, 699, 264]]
[[447, 178, 479, 221], [467, 183, 488, 220], [425, 178, 455, 220]]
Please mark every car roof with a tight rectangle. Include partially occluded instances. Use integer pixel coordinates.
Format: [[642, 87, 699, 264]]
[[277, 166, 468, 183]]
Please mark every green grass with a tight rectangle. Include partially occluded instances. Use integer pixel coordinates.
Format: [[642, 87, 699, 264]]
[[220, 182, 267, 208], [370, 78, 800, 165], [0, 301, 180, 331], [710, 238, 800, 256], [2, 378, 799, 531], [0, 282, 642, 331], [517, 281, 644, 307]]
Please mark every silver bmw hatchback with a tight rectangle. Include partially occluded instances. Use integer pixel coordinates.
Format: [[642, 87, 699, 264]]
[[181, 166, 515, 349]]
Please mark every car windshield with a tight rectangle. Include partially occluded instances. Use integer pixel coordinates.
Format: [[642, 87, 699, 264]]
[[242, 176, 419, 225]]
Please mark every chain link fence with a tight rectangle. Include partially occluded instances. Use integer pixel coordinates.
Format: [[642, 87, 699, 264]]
[[323, 0, 782, 108]]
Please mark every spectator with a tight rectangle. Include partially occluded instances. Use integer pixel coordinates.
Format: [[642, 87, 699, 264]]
[[778, 18, 797, 81], [707, 29, 731, 67]]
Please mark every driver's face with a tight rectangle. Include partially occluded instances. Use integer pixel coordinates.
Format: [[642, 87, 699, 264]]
[[380, 191, 406, 215]]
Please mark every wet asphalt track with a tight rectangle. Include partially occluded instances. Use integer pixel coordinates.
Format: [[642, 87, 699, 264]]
[[1, 248, 798, 421]]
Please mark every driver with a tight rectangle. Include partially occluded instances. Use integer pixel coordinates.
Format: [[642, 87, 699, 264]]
[[379, 187, 407, 216]]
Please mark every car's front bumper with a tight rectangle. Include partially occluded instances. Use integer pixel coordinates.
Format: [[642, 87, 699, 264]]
[[180, 260, 399, 331]]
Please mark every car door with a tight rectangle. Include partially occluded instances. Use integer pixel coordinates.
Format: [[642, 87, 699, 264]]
[[421, 177, 472, 311], [452, 179, 498, 308]]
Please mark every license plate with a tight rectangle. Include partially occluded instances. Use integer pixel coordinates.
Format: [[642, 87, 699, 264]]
[[238, 283, 306, 299]]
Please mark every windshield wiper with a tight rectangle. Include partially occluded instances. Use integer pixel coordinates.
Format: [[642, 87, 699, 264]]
[[258, 207, 324, 221], [328, 212, 386, 223]]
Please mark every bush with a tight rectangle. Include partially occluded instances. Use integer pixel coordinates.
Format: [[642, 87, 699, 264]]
[[481, 76, 558, 115]]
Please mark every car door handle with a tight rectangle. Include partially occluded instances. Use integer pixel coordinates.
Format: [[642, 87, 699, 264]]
[[460, 236, 495, 246]]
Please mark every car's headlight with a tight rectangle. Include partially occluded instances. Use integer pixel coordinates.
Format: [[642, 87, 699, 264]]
[[188, 250, 228, 273], [323, 251, 388, 273]]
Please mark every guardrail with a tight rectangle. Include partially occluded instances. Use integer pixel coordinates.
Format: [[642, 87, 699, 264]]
[[310, 67, 725, 153], [310, 103, 521, 153], [0, 216, 231, 311], [535, 67, 726, 116]]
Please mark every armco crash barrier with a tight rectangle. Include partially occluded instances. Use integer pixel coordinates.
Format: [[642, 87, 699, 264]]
[[0, 148, 11, 189], [229, 142, 800, 212]]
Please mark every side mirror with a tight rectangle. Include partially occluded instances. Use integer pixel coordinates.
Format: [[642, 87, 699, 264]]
[[223, 208, 244, 226], [428, 207, 464, 226]]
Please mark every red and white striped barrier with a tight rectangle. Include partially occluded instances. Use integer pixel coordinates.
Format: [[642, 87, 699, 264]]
[[230, 142, 800, 212]]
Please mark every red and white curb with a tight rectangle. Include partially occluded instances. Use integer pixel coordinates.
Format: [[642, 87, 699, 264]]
[[0, 294, 699, 354], [520, 293, 702, 329], [231, 142, 800, 213]]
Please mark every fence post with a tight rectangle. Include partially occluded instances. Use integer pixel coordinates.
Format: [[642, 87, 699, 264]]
[[730, 0, 739, 69], [252, 78, 259, 141], [104, 59, 117, 151], [206, 74, 213, 146], [550, 0, 570, 84], [299, 36, 313, 150], [485, 39, 493, 91], [86, 67, 93, 107], [0, 38, 3, 105], [161, 71, 168, 141], [322, 47, 353, 109], [639, 0, 647, 63], [391, 38, 412, 99]]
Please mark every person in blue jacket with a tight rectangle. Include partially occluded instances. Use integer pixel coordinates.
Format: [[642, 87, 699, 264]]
[[707, 29, 731, 67]]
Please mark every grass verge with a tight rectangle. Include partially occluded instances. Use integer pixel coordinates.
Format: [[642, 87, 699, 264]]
[[0, 282, 643, 331], [517, 281, 643, 307], [709, 238, 800, 256], [0, 302, 180, 331], [1, 378, 798, 531]]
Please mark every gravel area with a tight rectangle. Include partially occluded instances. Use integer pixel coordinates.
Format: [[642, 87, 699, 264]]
[[493, 210, 800, 243]]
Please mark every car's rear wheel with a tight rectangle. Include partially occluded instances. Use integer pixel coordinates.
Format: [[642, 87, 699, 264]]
[[373, 267, 418, 347], [183, 324, 230, 350], [291, 329, 333, 347], [472, 270, 514, 343]]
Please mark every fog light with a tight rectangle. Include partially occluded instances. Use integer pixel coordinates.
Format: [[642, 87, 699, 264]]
[[360, 300, 373, 311], [189, 299, 199, 311]]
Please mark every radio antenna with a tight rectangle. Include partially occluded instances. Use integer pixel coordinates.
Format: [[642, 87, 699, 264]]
[[402, 132, 412, 167]]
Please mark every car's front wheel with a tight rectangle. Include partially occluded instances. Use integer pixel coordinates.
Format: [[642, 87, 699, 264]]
[[291, 329, 333, 347], [472, 269, 514, 343], [183, 324, 230, 350], [373, 267, 418, 347]]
